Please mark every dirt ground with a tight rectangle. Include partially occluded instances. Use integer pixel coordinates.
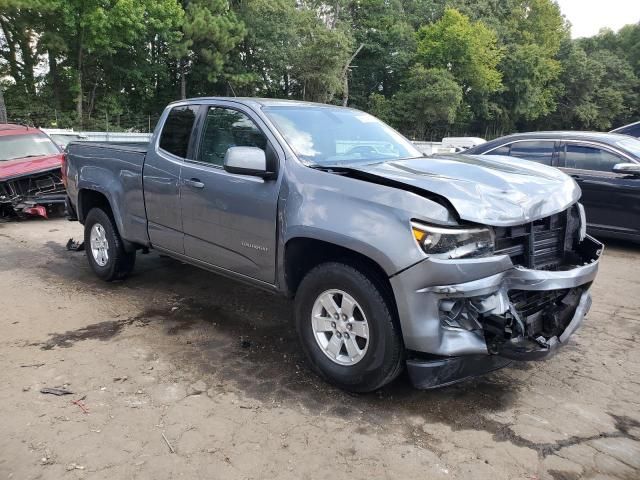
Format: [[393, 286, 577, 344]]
[[0, 218, 639, 480]]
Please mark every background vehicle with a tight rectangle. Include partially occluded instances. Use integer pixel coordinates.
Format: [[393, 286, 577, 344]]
[[65, 98, 601, 392], [441, 136, 486, 151], [466, 131, 640, 242], [43, 130, 89, 148], [0, 124, 65, 218], [611, 120, 640, 138], [41, 128, 152, 147]]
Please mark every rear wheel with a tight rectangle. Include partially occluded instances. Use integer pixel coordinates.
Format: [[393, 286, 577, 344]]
[[84, 208, 135, 281], [295, 262, 404, 392]]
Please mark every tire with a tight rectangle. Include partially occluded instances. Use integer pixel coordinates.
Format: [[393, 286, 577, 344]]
[[84, 207, 136, 281], [295, 262, 404, 393]]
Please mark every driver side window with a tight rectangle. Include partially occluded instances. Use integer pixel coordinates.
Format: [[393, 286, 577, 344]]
[[197, 107, 267, 166]]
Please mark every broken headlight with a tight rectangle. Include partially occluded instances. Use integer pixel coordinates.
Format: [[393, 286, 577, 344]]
[[411, 221, 494, 259]]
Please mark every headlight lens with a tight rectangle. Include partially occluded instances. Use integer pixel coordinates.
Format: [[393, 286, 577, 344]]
[[411, 221, 495, 259]]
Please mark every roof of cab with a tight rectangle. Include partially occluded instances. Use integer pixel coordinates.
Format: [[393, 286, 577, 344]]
[[172, 96, 350, 109], [488, 131, 633, 143]]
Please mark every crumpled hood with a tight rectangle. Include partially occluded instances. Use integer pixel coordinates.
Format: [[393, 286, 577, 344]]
[[0, 154, 63, 181], [348, 154, 581, 226]]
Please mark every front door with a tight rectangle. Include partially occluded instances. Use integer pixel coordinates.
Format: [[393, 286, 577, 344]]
[[180, 105, 281, 283], [559, 142, 640, 237]]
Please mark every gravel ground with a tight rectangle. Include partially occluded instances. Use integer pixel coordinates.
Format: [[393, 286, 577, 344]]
[[0, 217, 639, 480]]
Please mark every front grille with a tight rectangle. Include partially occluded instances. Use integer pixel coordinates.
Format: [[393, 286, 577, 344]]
[[509, 289, 569, 319], [508, 288, 581, 338], [494, 206, 581, 270]]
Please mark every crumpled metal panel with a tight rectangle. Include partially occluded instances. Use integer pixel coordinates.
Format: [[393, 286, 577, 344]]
[[349, 154, 581, 227]]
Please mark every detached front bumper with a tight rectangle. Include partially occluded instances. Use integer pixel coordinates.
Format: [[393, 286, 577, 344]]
[[391, 235, 603, 388]]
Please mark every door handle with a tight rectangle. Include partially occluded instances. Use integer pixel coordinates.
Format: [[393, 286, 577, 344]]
[[184, 178, 205, 189]]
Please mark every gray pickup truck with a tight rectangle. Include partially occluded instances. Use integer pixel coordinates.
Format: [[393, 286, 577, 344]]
[[64, 98, 602, 392]]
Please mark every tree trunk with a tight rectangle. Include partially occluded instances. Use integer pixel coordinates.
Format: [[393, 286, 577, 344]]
[[75, 19, 85, 126], [0, 87, 7, 123], [76, 47, 83, 123], [0, 18, 21, 82], [180, 60, 187, 100], [340, 43, 364, 107], [48, 50, 61, 111], [88, 78, 98, 120]]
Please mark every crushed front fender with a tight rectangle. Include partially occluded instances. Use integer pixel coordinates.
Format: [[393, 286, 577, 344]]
[[391, 235, 602, 358]]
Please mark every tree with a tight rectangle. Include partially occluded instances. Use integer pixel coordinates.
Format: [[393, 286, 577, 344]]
[[290, 12, 353, 102], [228, 0, 307, 97], [547, 41, 638, 130], [176, 0, 245, 99], [416, 8, 502, 96], [370, 65, 462, 139], [413, 7, 502, 129], [341, 0, 417, 109], [0, 0, 42, 97], [449, 0, 568, 131], [0, 85, 7, 123]]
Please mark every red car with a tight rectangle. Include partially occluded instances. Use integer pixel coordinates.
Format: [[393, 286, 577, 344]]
[[0, 124, 66, 218]]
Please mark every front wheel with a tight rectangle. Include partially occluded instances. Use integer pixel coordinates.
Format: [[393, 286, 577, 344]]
[[295, 262, 404, 393], [84, 208, 136, 281]]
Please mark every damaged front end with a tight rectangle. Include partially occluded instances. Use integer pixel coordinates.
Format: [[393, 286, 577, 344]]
[[0, 168, 66, 219], [391, 204, 603, 389]]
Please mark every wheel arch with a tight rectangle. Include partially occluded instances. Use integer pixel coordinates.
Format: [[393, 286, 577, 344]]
[[77, 188, 136, 253], [283, 237, 400, 327]]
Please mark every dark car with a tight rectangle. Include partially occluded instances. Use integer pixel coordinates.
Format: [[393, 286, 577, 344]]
[[611, 120, 640, 138], [465, 131, 640, 242]]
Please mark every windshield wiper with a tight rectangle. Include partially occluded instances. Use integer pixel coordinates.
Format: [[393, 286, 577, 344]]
[[4, 154, 48, 160]]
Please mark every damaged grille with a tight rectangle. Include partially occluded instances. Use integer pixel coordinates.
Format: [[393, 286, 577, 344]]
[[493, 205, 581, 270], [508, 289, 569, 318], [508, 288, 581, 339], [0, 168, 65, 218]]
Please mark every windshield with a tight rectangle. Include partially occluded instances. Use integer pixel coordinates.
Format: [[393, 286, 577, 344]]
[[0, 133, 60, 161], [263, 105, 421, 166], [615, 137, 640, 159]]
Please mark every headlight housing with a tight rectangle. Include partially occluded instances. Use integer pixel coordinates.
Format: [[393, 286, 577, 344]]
[[411, 221, 495, 259]]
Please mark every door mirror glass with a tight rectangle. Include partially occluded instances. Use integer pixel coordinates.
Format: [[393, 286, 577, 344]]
[[613, 162, 640, 176], [224, 146, 269, 177]]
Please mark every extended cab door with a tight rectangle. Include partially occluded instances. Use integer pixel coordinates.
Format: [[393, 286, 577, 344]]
[[180, 103, 281, 284], [558, 141, 639, 237], [143, 105, 200, 254]]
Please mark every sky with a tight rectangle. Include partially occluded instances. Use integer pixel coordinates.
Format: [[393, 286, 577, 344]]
[[556, 0, 640, 38]]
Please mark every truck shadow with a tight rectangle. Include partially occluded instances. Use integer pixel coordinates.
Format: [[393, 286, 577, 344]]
[[42, 245, 521, 432]]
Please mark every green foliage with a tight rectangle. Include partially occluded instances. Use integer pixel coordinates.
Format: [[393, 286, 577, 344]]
[[416, 8, 502, 95], [547, 41, 639, 130], [369, 65, 463, 140], [0, 0, 638, 137], [179, 0, 245, 88]]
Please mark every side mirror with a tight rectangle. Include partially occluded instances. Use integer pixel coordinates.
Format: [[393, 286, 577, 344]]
[[613, 162, 640, 176], [223, 146, 271, 178]]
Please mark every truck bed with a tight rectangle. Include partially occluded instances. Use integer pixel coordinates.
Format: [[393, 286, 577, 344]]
[[66, 140, 149, 246], [67, 140, 149, 154]]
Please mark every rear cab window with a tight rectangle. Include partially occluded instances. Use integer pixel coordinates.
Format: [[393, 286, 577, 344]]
[[159, 106, 198, 158]]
